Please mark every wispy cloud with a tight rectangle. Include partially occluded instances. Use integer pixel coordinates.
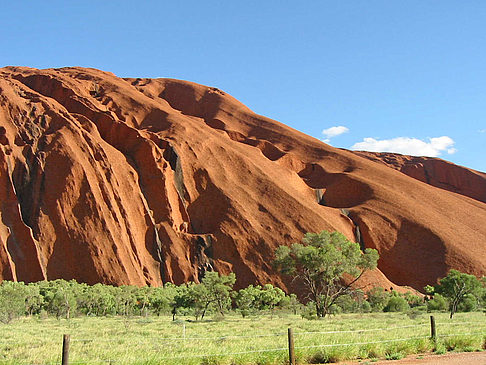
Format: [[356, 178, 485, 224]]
[[351, 136, 456, 157], [322, 126, 349, 143], [479, 129, 486, 134]]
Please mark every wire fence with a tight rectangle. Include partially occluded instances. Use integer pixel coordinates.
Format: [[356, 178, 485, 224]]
[[67, 323, 428, 343], [0, 316, 484, 364]]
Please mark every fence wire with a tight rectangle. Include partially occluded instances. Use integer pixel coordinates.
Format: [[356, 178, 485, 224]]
[[69, 322, 432, 343], [294, 335, 430, 349], [294, 322, 429, 335], [2, 319, 484, 364], [62, 331, 486, 363]]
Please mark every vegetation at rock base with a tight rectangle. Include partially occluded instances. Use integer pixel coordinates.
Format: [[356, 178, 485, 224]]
[[0, 232, 484, 322], [0, 272, 477, 323]]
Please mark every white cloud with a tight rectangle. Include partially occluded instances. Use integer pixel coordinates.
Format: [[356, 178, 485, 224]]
[[479, 129, 486, 134], [322, 126, 349, 140], [351, 136, 456, 157]]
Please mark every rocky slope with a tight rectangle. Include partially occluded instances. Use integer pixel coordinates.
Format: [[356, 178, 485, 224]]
[[0, 67, 485, 292], [354, 151, 486, 204]]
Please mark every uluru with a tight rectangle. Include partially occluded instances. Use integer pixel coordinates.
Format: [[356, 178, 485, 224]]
[[0, 66, 485, 292]]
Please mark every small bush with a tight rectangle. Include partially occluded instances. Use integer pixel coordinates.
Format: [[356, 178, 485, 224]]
[[360, 300, 372, 313], [385, 352, 404, 360], [201, 356, 223, 365], [307, 351, 328, 364], [407, 307, 425, 319], [384, 296, 410, 312], [301, 302, 317, 320], [434, 343, 446, 355], [427, 294, 448, 311], [326, 347, 351, 363], [443, 335, 481, 352], [358, 344, 383, 359], [366, 287, 390, 312], [403, 293, 423, 308]]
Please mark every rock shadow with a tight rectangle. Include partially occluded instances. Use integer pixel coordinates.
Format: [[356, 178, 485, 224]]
[[379, 219, 448, 290]]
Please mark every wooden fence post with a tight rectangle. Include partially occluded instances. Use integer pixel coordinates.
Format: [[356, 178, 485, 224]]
[[430, 315, 436, 341], [288, 328, 295, 365], [62, 334, 70, 365]]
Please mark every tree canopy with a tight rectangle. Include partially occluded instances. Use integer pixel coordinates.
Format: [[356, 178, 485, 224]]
[[273, 230, 379, 317], [433, 269, 483, 318]]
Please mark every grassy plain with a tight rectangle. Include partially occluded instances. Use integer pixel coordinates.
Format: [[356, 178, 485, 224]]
[[0, 312, 484, 364]]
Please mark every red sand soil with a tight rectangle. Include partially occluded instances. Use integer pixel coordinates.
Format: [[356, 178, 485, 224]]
[[0, 67, 485, 292], [332, 351, 486, 364]]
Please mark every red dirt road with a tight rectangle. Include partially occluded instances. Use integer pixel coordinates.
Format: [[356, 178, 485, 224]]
[[333, 351, 486, 365]]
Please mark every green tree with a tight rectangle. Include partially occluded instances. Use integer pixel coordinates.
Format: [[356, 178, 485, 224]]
[[38, 279, 80, 319], [335, 291, 368, 313], [480, 277, 486, 311], [434, 269, 482, 319], [457, 293, 478, 312], [274, 231, 379, 317], [281, 293, 302, 314], [258, 284, 286, 311], [334, 294, 357, 313], [186, 282, 209, 320], [78, 283, 117, 316], [199, 271, 236, 319], [234, 285, 262, 317], [135, 286, 152, 316], [115, 286, 138, 317], [170, 283, 198, 320], [25, 283, 44, 316], [0, 281, 29, 323], [149, 286, 173, 316]]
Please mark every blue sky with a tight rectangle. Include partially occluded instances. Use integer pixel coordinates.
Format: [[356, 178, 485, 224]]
[[1, 2, 485, 172]]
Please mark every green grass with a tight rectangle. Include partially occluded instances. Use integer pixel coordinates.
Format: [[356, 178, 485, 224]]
[[0, 312, 484, 364]]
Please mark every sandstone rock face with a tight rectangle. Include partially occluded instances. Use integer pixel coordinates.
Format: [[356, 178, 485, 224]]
[[0, 67, 485, 292], [354, 151, 486, 204]]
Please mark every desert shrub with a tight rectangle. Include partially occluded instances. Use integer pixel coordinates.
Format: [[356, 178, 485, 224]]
[[360, 300, 372, 313], [403, 292, 423, 307], [258, 284, 286, 311], [385, 352, 404, 360], [307, 350, 328, 364], [301, 301, 317, 320], [384, 295, 410, 312], [279, 293, 301, 314], [443, 335, 481, 352], [427, 294, 448, 311], [366, 287, 390, 312], [358, 343, 383, 359], [25, 283, 44, 316], [406, 306, 426, 319], [149, 286, 174, 316]]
